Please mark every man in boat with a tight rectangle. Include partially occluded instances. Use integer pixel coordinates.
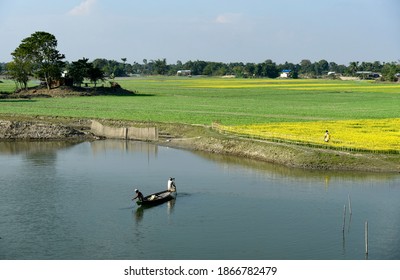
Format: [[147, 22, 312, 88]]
[[132, 189, 144, 202], [167, 177, 176, 191]]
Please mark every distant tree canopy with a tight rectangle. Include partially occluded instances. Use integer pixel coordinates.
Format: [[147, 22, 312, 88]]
[[4, 31, 400, 89], [8, 31, 65, 90]]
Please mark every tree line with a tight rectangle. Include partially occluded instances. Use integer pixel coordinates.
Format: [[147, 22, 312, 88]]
[[2, 31, 399, 90], [91, 58, 399, 81]]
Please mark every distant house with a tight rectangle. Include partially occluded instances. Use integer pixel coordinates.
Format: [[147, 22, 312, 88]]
[[177, 70, 191, 76], [280, 69, 291, 78], [356, 71, 380, 79]]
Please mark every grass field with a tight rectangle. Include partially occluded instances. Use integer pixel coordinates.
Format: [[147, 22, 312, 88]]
[[1, 77, 399, 152]]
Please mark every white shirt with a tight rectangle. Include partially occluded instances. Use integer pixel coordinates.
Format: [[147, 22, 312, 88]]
[[167, 179, 175, 191]]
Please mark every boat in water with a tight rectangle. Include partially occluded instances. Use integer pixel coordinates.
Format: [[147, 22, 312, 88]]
[[136, 186, 177, 207]]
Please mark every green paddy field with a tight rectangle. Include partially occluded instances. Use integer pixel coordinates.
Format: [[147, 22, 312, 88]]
[[1, 77, 399, 126]]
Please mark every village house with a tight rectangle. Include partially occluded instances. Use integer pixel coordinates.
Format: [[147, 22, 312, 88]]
[[280, 69, 291, 78], [177, 70, 192, 76]]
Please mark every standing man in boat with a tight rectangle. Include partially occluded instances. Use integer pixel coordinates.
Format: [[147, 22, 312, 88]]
[[132, 189, 144, 202], [167, 177, 176, 191]]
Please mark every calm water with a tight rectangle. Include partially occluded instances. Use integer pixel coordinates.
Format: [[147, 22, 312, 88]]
[[0, 140, 399, 260]]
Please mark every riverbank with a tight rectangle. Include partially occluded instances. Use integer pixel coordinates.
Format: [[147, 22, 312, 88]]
[[0, 115, 399, 173]]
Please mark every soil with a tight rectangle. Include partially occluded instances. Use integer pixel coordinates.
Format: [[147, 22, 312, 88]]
[[0, 118, 95, 141]]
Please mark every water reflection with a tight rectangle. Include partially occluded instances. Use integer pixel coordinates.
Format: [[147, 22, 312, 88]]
[[133, 198, 177, 224], [192, 149, 398, 184], [90, 140, 158, 157], [0, 141, 78, 155]]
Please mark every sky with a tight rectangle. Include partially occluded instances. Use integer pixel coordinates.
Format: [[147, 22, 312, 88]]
[[0, 0, 399, 65]]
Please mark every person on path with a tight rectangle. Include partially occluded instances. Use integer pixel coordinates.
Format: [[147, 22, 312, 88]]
[[324, 130, 330, 142]]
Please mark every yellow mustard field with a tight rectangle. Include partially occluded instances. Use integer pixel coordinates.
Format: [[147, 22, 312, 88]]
[[186, 79, 400, 93], [217, 118, 400, 153]]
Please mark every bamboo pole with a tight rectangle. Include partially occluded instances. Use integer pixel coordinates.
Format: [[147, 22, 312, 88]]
[[365, 221, 369, 255], [342, 205, 346, 232], [348, 194, 352, 216]]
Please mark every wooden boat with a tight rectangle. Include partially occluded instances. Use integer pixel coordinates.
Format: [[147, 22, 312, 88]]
[[136, 187, 177, 207]]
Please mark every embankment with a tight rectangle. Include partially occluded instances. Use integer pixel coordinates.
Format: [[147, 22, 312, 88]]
[[0, 116, 399, 173]]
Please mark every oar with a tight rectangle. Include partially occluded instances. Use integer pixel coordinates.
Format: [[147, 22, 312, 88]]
[[128, 199, 136, 208]]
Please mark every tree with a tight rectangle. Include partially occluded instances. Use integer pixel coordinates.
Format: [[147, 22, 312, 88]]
[[299, 59, 314, 77], [68, 58, 90, 86], [153, 58, 168, 75], [347, 61, 359, 76], [381, 62, 399, 82], [68, 58, 104, 87], [87, 64, 104, 88], [10, 31, 65, 90], [7, 51, 33, 90], [316, 59, 329, 75], [263, 59, 279, 78]]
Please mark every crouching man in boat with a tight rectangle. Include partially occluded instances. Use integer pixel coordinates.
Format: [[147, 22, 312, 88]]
[[167, 177, 176, 192], [132, 189, 144, 202]]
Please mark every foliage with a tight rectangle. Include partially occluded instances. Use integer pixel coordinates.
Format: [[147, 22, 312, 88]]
[[76, 57, 399, 81], [68, 58, 104, 87], [9, 31, 65, 90], [86, 65, 104, 87], [68, 58, 90, 86], [6, 57, 32, 90], [381, 62, 400, 82]]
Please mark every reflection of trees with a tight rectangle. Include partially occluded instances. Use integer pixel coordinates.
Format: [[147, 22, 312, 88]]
[[0, 141, 78, 155]]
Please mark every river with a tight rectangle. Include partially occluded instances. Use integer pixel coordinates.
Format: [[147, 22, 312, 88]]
[[0, 140, 399, 260]]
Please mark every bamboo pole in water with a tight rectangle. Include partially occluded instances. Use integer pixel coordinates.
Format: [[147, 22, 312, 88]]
[[342, 205, 346, 232], [348, 194, 352, 216], [365, 221, 369, 255]]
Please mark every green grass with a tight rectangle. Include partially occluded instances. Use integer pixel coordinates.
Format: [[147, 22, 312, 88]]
[[1, 77, 399, 125]]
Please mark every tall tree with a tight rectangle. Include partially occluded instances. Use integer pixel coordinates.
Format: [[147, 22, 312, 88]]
[[299, 59, 313, 76], [263, 59, 279, 78], [11, 31, 65, 90], [87, 64, 104, 88], [153, 58, 168, 75], [68, 58, 90, 86], [381, 62, 399, 82], [7, 47, 33, 90]]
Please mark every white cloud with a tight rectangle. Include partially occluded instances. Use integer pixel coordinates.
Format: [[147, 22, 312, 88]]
[[215, 13, 242, 24], [68, 0, 97, 16]]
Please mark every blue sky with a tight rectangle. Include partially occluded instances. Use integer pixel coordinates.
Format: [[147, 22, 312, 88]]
[[0, 0, 399, 65]]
